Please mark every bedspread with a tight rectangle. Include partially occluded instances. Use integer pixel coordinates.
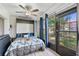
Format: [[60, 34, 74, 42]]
[[5, 37, 45, 56]]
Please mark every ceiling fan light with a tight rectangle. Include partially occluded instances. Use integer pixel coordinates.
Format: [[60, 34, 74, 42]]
[[25, 13, 29, 15]]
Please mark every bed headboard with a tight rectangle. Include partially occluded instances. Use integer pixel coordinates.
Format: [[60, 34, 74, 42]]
[[0, 35, 11, 56], [16, 33, 34, 38]]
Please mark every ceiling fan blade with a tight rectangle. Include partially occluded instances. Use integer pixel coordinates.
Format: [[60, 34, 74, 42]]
[[25, 5, 32, 11], [31, 13, 37, 16], [19, 5, 25, 10], [31, 9, 39, 12], [16, 11, 25, 13]]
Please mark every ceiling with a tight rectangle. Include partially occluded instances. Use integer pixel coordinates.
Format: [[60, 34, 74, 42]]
[[1, 3, 76, 20]]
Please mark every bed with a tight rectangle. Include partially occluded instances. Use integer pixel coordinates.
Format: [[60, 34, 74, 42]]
[[5, 36, 45, 56]]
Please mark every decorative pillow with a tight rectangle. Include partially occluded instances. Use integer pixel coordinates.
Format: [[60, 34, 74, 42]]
[[24, 35, 29, 38]]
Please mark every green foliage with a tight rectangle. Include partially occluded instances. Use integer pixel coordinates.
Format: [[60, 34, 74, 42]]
[[60, 38, 76, 49], [60, 17, 65, 24], [48, 18, 56, 27]]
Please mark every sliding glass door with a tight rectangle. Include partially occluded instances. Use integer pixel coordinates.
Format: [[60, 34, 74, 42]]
[[56, 8, 77, 55], [48, 17, 56, 44], [48, 16, 56, 51]]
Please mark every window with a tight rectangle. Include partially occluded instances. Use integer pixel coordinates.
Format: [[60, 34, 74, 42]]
[[16, 19, 34, 33], [59, 11, 77, 51], [60, 12, 77, 31], [48, 16, 56, 44]]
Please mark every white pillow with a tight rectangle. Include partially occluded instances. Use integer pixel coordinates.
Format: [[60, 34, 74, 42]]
[[24, 35, 29, 38]]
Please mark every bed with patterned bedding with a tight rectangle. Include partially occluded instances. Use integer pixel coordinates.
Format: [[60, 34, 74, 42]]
[[5, 37, 45, 56]]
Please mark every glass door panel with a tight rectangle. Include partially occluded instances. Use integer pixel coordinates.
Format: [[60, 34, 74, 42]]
[[57, 9, 77, 55], [59, 32, 69, 47], [60, 17, 69, 31], [69, 32, 77, 51], [59, 32, 77, 51], [48, 17, 56, 44]]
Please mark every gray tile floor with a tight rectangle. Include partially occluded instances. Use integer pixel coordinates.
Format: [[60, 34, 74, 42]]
[[27, 48, 59, 56]]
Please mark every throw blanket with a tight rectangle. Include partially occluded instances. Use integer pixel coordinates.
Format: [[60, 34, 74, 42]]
[[5, 37, 45, 56]]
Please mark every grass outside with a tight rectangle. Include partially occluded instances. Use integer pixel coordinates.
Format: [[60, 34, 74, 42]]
[[60, 38, 76, 51]]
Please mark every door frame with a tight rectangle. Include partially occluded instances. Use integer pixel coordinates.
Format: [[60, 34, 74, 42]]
[[55, 7, 77, 56]]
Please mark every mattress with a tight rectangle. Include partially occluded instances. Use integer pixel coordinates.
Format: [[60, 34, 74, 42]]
[[5, 37, 45, 56]]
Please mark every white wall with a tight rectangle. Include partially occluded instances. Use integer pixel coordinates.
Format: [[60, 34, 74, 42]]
[[0, 4, 10, 35], [0, 4, 35, 38], [0, 4, 34, 38], [9, 15, 16, 38], [0, 18, 4, 35], [0, 4, 17, 38]]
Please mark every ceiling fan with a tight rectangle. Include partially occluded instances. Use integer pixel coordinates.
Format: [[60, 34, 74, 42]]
[[16, 4, 39, 16]]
